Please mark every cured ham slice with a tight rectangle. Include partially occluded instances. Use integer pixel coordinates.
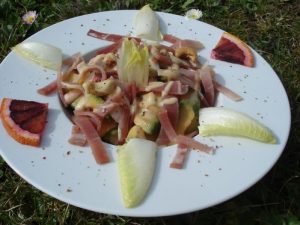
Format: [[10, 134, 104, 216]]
[[163, 34, 181, 43], [74, 110, 101, 132], [68, 125, 87, 146], [213, 80, 243, 101], [154, 54, 173, 68], [87, 29, 141, 43], [200, 65, 215, 106], [123, 82, 138, 104], [96, 41, 122, 54], [37, 80, 57, 95], [110, 106, 130, 144], [163, 34, 203, 50], [145, 81, 188, 96], [157, 105, 178, 145], [176, 135, 214, 154], [87, 29, 125, 42], [170, 143, 189, 169], [170, 39, 204, 50], [177, 75, 195, 89], [169, 131, 198, 169], [73, 116, 110, 164]]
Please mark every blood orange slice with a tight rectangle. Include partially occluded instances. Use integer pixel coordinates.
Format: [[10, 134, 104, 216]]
[[0, 98, 48, 147], [211, 32, 254, 67]]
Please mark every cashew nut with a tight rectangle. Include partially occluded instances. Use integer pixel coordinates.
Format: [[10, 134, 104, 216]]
[[175, 47, 198, 62]]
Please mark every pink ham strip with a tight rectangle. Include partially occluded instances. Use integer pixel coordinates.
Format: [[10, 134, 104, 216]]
[[170, 39, 204, 50], [87, 29, 124, 42], [178, 75, 195, 89], [163, 34, 181, 43], [37, 52, 82, 96], [123, 82, 138, 104], [156, 99, 179, 145], [176, 135, 214, 154], [169, 131, 198, 169], [93, 88, 125, 118], [199, 92, 210, 107], [159, 109, 214, 154], [146, 81, 189, 96], [110, 106, 130, 144], [37, 80, 57, 95], [154, 54, 173, 68], [170, 143, 189, 169], [96, 40, 122, 55], [163, 34, 204, 50], [179, 68, 197, 80], [200, 65, 215, 106], [87, 29, 141, 42], [73, 116, 110, 164], [62, 52, 83, 67], [68, 125, 87, 146], [213, 80, 243, 101], [157, 109, 178, 145], [74, 110, 101, 132]]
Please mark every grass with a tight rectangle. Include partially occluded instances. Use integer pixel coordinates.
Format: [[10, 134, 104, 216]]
[[1, 0, 300, 224]]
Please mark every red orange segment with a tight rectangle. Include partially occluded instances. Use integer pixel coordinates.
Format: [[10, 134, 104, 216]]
[[0, 98, 48, 147], [211, 32, 254, 67], [10, 107, 45, 124]]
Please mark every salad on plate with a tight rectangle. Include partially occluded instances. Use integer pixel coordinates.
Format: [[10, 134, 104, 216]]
[[1, 5, 277, 208]]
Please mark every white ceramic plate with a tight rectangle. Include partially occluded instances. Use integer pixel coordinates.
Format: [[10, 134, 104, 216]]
[[0, 10, 291, 217]]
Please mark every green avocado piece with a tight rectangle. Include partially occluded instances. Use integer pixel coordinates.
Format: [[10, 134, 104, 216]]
[[134, 109, 160, 135], [177, 91, 200, 134], [71, 94, 104, 110]]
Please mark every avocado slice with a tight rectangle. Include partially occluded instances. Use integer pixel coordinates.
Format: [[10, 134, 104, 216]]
[[177, 91, 200, 135], [126, 125, 146, 141], [71, 94, 104, 110], [134, 109, 160, 135], [93, 79, 116, 96]]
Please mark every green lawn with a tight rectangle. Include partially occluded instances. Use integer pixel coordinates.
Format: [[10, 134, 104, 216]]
[[1, 0, 300, 224]]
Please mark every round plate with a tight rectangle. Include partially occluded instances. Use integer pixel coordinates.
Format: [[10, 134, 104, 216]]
[[0, 10, 291, 217]]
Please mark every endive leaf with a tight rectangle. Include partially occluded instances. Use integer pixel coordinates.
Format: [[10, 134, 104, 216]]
[[12, 42, 62, 70], [117, 138, 157, 208], [198, 107, 277, 144], [117, 38, 149, 88], [133, 4, 162, 41]]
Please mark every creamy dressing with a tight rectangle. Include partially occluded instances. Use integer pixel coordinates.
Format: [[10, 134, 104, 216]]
[[162, 81, 174, 97], [140, 92, 157, 108], [76, 61, 88, 74], [159, 97, 177, 106], [145, 81, 164, 91], [88, 54, 105, 66]]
